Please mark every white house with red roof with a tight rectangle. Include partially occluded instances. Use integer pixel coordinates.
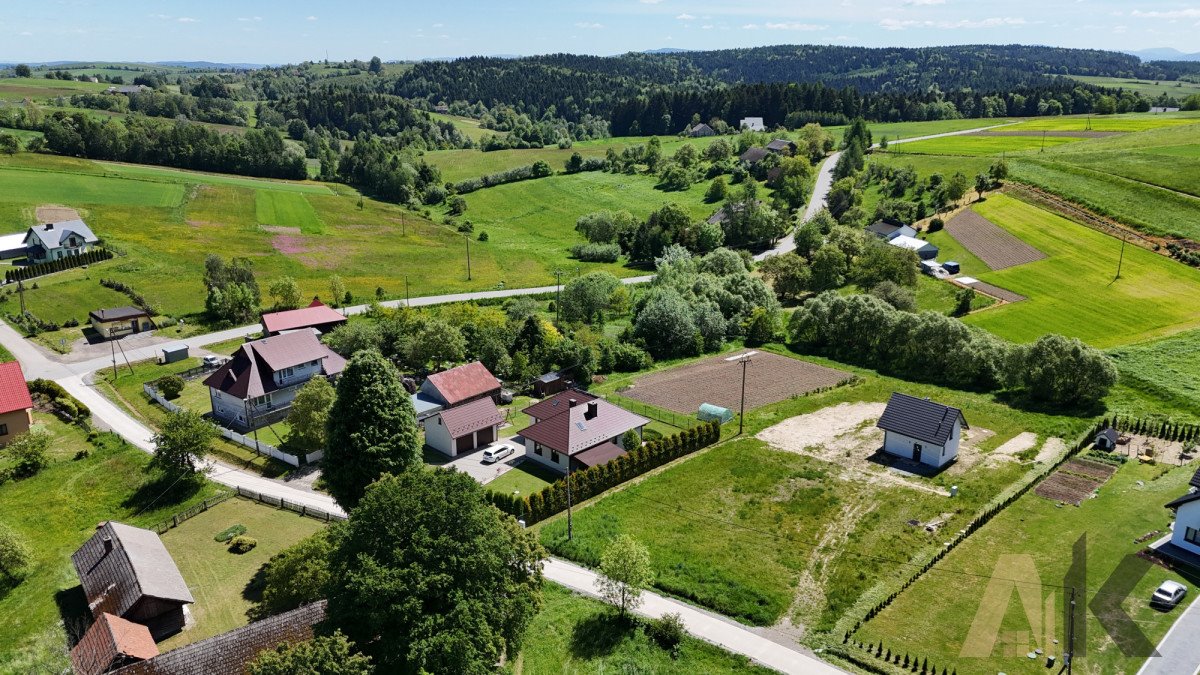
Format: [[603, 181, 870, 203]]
[[419, 361, 505, 457], [203, 331, 345, 430], [260, 298, 347, 336], [518, 394, 648, 474], [0, 361, 33, 445]]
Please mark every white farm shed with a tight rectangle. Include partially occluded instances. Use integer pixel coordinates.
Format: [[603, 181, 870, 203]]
[[876, 392, 968, 469]]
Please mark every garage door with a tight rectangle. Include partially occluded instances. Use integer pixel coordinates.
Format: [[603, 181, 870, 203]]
[[477, 426, 495, 445], [456, 434, 474, 453]]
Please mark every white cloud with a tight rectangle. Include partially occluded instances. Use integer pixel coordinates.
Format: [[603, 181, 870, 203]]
[[742, 23, 760, 29], [904, 0, 945, 4], [702, 24, 714, 29], [879, 18, 921, 30], [150, 14, 171, 20], [764, 22, 827, 30], [676, 13, 696, 20], [177, 17, 198, 23], [306, 15, 318, 21], [639, 0, 666, 3], [1112, 24, 1127, 33], [237, 16, 263, 22], [432, 23, 444, 28], [19, 30, 32, 36], [574, 21, 604, 29], [881, 16, 1027, 30], [1131, 9, 1200, 19]]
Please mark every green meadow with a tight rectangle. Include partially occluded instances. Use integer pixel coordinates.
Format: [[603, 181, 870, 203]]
[[1031, 122, 1200, 198], [887, 134, 1085, 156], [255, 191, 326, 234], [0, 166, 185, 209], [961, 194, 1200, 347], [98, 161, 334, 194], [1069, 75, 1200, 99], [1004, 111, 1200, 132], [1107, 328, 1200, 423]]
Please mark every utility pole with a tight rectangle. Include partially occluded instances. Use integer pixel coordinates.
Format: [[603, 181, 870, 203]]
[[566, 463, 574, 541], [726, 352, 753, 435], [1041, 130, 1047, 153], [110, 335, 118, 379], [553, 269, 565, 325], [401, 211, 406, 237], [17, 279, 25, 314], [405, 275, 410, 307], [1115, 230, 1127, 280], [465, 234, 472, 281], [1065, 586, 1076, 675]]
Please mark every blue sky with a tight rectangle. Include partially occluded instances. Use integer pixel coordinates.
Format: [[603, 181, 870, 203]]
[[2, 0, 1198, 63]]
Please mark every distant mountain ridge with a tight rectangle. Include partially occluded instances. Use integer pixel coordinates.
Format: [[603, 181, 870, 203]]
[[1128, 48, 1200, 62]]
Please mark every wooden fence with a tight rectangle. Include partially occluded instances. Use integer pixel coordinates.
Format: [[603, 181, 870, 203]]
[[150, 491, 236, 534], [149, 488, 344, 534]]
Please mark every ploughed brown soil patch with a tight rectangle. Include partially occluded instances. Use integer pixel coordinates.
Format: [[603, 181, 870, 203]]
[[1034, 458, 1117, 505], [962, 280, 1027, 304], [36, 205, 81, 223], [946, 210, 1047, 271], [621, 350, 852, 415]]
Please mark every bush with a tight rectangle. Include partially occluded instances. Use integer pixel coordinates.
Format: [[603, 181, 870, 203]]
[[478, 231, 489, 242], [570, 243, 622, 263], [157, 375, 185, 399], [229, 535, 258, 554], [215, 524, 247, 543], [927, 217, 944, 233], [7, 429, 51, 479], [28, 379, 91, 419], [647, 612, 685, 650]]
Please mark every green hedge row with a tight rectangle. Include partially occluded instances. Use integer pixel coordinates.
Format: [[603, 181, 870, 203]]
[[488, 420, 722, 525], [6, 248, 112, 283], [28, 378, 92, 421]]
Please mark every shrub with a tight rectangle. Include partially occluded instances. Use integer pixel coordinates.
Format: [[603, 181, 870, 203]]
[[647, 613, 685, 650], [927, 217, 944, 233], [570, 243, 621, 263], [215, 524, 247, 543], [8, 429, 51, 479], [229, 535, 258, 554], [478, 231, 489, 242], [157, 375, 185, 399]]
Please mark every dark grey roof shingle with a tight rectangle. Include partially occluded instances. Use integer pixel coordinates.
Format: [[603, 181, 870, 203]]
[[876, 392, 968, 447], [72, 522, 193, 619]]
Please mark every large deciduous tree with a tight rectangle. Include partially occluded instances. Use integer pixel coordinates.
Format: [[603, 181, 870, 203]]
[[560, 272, 621, 325], [247, 632, 372, 675], [322, 350, 422, 508], [1016, 334, 1118, 408], [326, 470, 545, 673], [250, 532, 332, 620], [151, 409, 216, 478], [285, 377, 336, 455], [596, 534, 653, 617]]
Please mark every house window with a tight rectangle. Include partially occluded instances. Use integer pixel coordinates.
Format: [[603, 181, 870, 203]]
[[534, 443, 542, 456], [0, 424, 7, 436], [551, 451, 560, 464], [1187, 527, 1200, 546]]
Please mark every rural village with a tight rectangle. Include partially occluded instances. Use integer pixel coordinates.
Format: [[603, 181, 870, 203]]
[[1, 13, 1200, 675]]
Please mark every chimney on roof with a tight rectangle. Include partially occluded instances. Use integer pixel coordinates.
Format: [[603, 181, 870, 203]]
[[568, 398, 577, 408], [45, 223, 54, 230], [102, 536, 113, 554], [586, 401, 599, 420]]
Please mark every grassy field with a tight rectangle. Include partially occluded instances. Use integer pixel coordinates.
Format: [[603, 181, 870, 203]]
[[0, 430, 222, 672], [157, 498, 326, 651], [486, 461, 559, 497], [512, 584, 775, 674], [886, 134, 1085, 156], [429, 112, 493, 142], [856, 459, 1197, 675], [1030, 122, 1200, 198], [1069, 75, 1200, 99], [1107, 328, 1200, 424], [1004, 111, 1200, 132], [540, 349, 1093, 629], [0, 127, 44, 142], [255, 191, 326, 234], [0, 76, 109, 101], [961, 194, 1200, 347], [98, 161, 335, 194], [0, 165, 185, 208]]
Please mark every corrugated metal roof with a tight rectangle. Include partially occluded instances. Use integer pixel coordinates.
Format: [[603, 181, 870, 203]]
[[438, 397, 504, 439], [518, 399, 648, 455], [876, 392, 968, 447], [0, 361, 33, 415]]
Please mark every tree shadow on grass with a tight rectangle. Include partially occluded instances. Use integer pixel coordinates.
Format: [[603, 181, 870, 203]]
[[994, 390, 1107, 419], [569, 612, 635, 660], [120, 472, 206, 514], [55, 585, 91, 649]]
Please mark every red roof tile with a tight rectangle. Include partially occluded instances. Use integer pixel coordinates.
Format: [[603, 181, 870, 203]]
[[261, 298, 347, 334], [71, 613, 159, 675], [424, 362, 501, 407], [0, 361, 33, 415], [438, 397, 505, 438]]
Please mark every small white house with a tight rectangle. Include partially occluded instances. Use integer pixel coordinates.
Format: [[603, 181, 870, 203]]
[[739, 117, 765, 132], [876, 392, 968, 469], [518, 397, 648, 474], [1166, 469, 1200, 556], [424, 397, 504, 457], [23, 220, 99, 263]]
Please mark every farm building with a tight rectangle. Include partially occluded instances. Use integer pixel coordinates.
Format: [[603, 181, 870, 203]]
[[90, 307, 154, 340], [889, 235, 939, 261], [1095, 427, 1119, 451], [419, 361, 502, 408], [0, 232, 27, 259], [260, 298, 347, 336], [687, 122, 716, 137], [533, 371, 568, 397], [424, 396, 505, 457], [708, 200, 765, 225], [106, 85, 151, 95], [23, 219, 99, 263], [1150, 106, 1180, 113], [71, 521, 194, 642], [738, 147, 770, 165], [876, 392, 968, 469], [943, 261, 961, 275], [698, 403, 734, 425], [739, 116, 765, 131], [0, 361, 33, 445], [766, 139, 798, 155], [1163, 468, 1200, 557], [203, 330, 346, 430], [919, 260, 943, 276], [518, 397, 648, 474], [70, 613, 159, 675], [866, 221, 917, 241]]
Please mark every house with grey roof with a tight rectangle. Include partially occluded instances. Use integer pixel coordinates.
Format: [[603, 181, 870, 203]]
[[876, 392, 968, 468], [202, 330, 346, 430], [766, 139, 798, 155], [687, 122, 716, 137], [71, 521, 194, 642], [739, 116, 765, 131], [518, 396, 648, 474], [23, 219, 99, 263]]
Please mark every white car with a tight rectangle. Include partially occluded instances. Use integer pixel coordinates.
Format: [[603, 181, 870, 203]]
[[1152, 580, 1187, 609], [202, 355, 225, 368], [481, 444, 516, 464]]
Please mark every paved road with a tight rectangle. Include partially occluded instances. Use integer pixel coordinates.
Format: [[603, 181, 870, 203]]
[[544, 558, 846, 674], [1137, 540, 1200, 675]]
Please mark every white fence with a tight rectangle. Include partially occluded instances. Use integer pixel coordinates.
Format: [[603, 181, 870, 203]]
[[143, 383, 304, 467]]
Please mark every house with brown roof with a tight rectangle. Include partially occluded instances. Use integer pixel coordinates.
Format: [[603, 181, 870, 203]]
[[203, 331, 346, 430], [738, 146, 770, 165], [0, 361, 33, 445], [518, 397, 648, 474], [260, 297, 347, 336], [419, 361, 502, 408], [97, 601, 328, 675], [766, 138, 798, 155], [419, 361, 505, 456], [70, 613, 160, 675], [522, 388, 597, 424], [71, 522, 194, 642], [89, 307, 154, 340]]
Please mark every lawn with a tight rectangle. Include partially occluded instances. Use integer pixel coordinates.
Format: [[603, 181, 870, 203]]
[[1004, 111, 1200, 132], [487, 460, 560, 497], [0, 166, 185, 207], [1107, 328, 1200, 424], [540, 350, 1094, 629], [0, 76, 108, 101], [0, 127, 45, 142], [961, 194, 1200, 347], [0, 430, 222, 673], [99, 161, 335, 195], [856, 460, 1198, 675], [0, 265, 132, 325], [1030, 122, 1200, 198], [255, 191, 326, 234], [512, 584, 775, 674], [156, 497, 326, 651], [428, 112, 493, 142], [888, 134, 1086, 157]]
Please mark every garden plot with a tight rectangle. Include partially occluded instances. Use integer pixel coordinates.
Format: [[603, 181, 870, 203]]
[[1033, 458, 1117, 505], [946, 210, 1046, 271], [621, 350, 851, 415], [755, 401, 1002, 494]]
